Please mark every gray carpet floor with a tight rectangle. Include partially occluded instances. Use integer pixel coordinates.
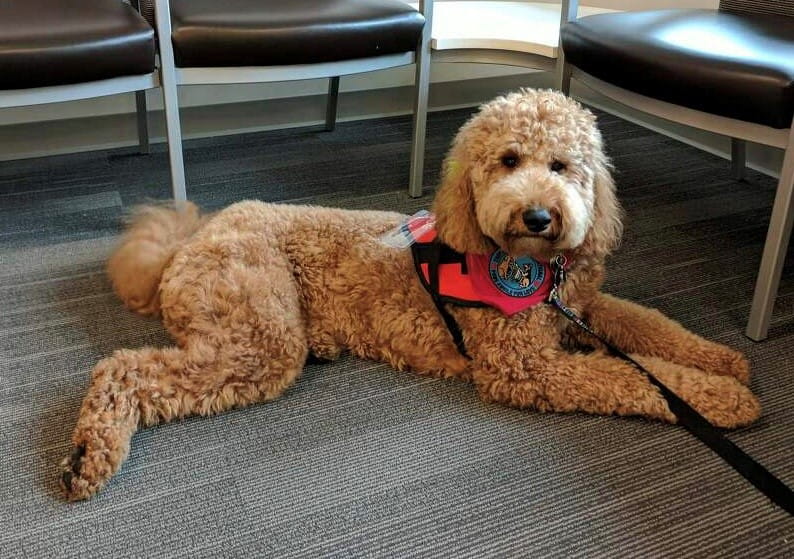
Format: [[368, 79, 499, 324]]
[[1, 106, 793, 558]]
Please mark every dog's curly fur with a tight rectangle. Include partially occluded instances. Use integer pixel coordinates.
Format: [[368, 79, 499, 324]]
[[60, 89, 759, 500]]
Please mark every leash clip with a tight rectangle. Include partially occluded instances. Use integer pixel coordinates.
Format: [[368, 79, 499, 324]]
[[549, 254, 567, 302]]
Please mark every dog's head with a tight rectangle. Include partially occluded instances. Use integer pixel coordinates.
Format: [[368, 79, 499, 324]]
[[432, 89, 622, 261]]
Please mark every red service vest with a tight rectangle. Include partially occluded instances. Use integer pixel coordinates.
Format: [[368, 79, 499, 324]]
[[408, 216, 558, 316]]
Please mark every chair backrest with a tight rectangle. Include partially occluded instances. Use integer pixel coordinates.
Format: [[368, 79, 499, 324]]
[[720, 0, 794, 17]]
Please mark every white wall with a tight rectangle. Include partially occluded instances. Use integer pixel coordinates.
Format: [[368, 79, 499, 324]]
[[582, 0, 715, 8]]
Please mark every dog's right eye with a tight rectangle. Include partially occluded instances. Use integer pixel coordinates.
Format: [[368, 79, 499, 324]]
[[550, 160, 567, 173], [501, 154, 519, 168]]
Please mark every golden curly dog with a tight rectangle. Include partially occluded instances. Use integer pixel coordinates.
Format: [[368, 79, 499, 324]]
[[60, 89, 759, 500]]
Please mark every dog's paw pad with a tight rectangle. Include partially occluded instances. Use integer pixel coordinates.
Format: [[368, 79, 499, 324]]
[[61, 469, 73, 489], [59, 445, 88, 500], [306, 354, 333, 365], [69, 445, 85, 469]]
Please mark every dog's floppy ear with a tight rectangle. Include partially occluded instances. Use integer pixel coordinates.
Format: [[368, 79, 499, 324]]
[[585, 152, 624, 257], [432, 147, 493, 254]]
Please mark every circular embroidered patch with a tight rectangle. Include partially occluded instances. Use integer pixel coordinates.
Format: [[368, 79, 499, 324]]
[[488, 250, 546, 297]]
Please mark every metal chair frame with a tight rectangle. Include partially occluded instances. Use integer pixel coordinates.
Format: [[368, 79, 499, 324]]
[[0, 0, 155, 157], [558, 0, 794, 340], [152, 0, 433, 201]]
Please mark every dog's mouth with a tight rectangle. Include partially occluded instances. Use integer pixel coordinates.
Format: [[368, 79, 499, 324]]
[[506, 230, 559, 242], [501, 231, 561, 261], [503, 232, 560, 257]]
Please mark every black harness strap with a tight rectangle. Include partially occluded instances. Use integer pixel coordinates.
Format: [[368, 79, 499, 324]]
[[412, 241, 472, 358], [547, 261, 794, 516]]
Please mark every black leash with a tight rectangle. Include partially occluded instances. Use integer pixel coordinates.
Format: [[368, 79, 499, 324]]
[[547, 255, 794, 516], [412, 240, 793, 514]]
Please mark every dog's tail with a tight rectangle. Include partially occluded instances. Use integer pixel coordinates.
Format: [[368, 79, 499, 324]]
[[107, 201, 206, 316]]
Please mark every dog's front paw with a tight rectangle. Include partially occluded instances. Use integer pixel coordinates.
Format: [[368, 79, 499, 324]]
[[724, 349, 750, 385], [698, 377, 761, 428], [648, 360, 760, 428], [701, 344, 750, 385]]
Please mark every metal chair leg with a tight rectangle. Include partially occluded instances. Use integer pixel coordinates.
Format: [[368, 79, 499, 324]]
[[557, 59, 573, 96], [134, 90, 150, 154], [746, 124, 794, 340], [154, 0, 187, 202], [732, 138, 747, 181], [325, 77, 340, 132], [557, 0, 578, 95], [408, 1, 433, 198], [160, 79, 187, 203]]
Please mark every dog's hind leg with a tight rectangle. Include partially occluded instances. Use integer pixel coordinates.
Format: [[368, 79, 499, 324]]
[[60, 249, 308, 500], [580, 293, 750, 384]]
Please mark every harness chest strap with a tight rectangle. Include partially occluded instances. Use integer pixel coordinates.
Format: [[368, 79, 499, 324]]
[[411, 241, 478, 358]]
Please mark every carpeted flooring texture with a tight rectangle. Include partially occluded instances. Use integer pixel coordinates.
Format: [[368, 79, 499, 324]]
[[1, 106, 793, 558]]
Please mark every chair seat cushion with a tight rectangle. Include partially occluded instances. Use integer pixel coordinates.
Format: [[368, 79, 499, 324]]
[[169, 0, 425, 68], [561, 9, 794, 129], [0, 0, 155, 90]]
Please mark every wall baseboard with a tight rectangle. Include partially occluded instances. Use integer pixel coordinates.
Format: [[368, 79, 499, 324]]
[[0, 70, 783, 182], [0, 73, 535, 162]]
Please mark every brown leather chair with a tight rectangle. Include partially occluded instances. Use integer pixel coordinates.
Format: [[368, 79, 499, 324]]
[[141, 0, 429, 201], [0, 0, 159, 155], [559, 0, 794, 341]]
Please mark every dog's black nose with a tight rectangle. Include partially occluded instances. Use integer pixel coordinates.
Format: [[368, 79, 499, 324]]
[[522, 208, 552, 233]]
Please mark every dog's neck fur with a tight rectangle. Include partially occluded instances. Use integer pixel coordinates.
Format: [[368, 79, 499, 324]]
[[434, 218, 494, 255]]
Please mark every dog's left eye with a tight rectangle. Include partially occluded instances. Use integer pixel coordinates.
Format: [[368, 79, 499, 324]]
[[550, 160, 567, 173], [501, 154, 519, 168]]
